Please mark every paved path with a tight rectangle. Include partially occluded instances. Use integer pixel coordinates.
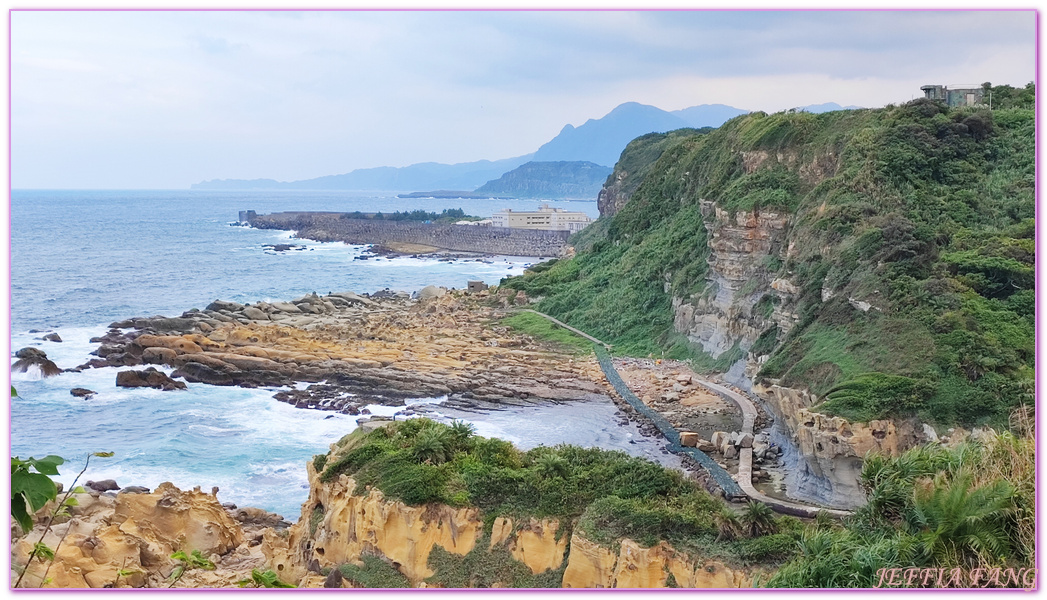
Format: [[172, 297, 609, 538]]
[[519, 308, 852, 517]]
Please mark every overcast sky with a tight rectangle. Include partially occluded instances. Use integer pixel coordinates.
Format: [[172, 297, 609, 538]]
[[11, 9, 1036, 189]]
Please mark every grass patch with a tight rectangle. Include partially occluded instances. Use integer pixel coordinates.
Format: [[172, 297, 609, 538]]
[[338, 555, 411, 588], [501, 312, 594, 354], [426, 530, 566, 588]]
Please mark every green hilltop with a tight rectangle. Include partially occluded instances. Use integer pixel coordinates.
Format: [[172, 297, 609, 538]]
[[503, 86, 1035, 429]]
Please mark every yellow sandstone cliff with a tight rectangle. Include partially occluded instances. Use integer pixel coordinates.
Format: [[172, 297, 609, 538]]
[[270, 460, 758, 588]]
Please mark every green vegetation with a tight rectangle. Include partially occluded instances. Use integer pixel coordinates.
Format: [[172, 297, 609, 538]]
[[426, 529, 566, 588], [501, 311, 594, 354], [315, 419, 798, 585], [168, 549, 215, 586], [11, 455, 65, 534], [339, 208, 473, 223], [238, 569, 296, 588], [473, 160, 612, 199], [768, 416, 1034, 587], [503, 95, 1034, 428], [338, 556, 411, 588]]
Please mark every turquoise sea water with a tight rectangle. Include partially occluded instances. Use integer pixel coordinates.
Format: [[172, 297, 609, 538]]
[[10, 190, 680, 517]]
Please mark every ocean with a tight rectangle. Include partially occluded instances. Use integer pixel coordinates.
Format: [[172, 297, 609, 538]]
[[10, 190, 682, 518]]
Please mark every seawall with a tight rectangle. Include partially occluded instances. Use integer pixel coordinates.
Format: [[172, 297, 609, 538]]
[[244, 211, 571, 258]]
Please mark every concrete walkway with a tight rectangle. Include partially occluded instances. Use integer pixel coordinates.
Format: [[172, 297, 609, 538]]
[[692, 380, 852, 518], [518, 308, 852, 517]]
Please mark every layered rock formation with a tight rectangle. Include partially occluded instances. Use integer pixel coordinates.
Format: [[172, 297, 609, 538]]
[[672, 202, 792, 360], [752, 381, 923, 508], [79, 289, 610, 415]]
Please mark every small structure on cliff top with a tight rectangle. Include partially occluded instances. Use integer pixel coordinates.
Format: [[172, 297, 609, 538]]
[[467, 281, 489, 293], [920, 84, 985, 107]]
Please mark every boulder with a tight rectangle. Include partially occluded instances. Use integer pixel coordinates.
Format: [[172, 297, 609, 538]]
[[142, 347, 178, 365], [70, 388, 96, 399], [43, 333, 62, 343], [679, 431, 699, 447], [723, 445, 738, 460], [172, 362, 235, 386], [328, 291, 373, 307], [206, 300, 245, 312], [11, 347, 62, 377], [115, 368, 188, 391], [738, 432, 754, 448], [660, 391, 680, 402], [242, 307, 269, 320], [86, 479, 120, 492], [417, 285, 447, 300], [675, 373, 692, 384], [119, 486, 150, 495], [752, 442, 769, 459], [697, 439, 716, 453], [710, 431, 727, 449], [269, 301, 302, 313]]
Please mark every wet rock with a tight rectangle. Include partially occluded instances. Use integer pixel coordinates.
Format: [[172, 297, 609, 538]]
[[115, 368, 188, 391], [12, 347, 62, 377], [70, 388, 96, 399], [43, 333, 63, 342], [173, 362, 235, 386]]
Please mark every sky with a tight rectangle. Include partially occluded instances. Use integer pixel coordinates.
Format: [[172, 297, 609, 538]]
[[9, 9, 1037, 189]]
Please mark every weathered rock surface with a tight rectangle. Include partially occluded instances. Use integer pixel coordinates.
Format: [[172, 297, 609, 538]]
[[88, 290, 610, 415], [115, 368, 187, 391], [752, 380, 923, 508], [11, 483, 257, 589]]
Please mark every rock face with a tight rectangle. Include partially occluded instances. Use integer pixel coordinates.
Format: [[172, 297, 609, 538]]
[[752, 381, 923, 508], [268, 462, 757, 588], [11, 483, 253, 588], [562, 535, 750, 588], [672, 203, 793, 360]]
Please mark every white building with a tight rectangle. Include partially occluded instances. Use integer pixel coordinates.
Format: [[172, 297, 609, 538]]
[[490, 204, 592, 233]]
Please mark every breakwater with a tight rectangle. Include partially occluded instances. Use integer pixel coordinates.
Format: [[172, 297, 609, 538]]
[[243, 211, 570, 257], [593, 346, 746, 500]]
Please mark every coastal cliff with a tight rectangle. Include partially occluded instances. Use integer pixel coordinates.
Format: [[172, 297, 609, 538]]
[[504, 101, 1035, 507], [266, 425, 762, 588]]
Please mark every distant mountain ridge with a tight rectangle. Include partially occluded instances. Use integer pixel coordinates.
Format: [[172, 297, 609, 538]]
[[192, 100, 865, 191], [191, 154, 533, 192]]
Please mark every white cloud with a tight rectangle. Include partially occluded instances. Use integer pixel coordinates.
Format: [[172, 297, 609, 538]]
[[10, 9, 1036, 188]]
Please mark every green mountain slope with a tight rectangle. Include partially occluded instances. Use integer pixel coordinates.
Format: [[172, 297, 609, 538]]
[[474, 161, 612, 199], [504, 91, 1034, 428]]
